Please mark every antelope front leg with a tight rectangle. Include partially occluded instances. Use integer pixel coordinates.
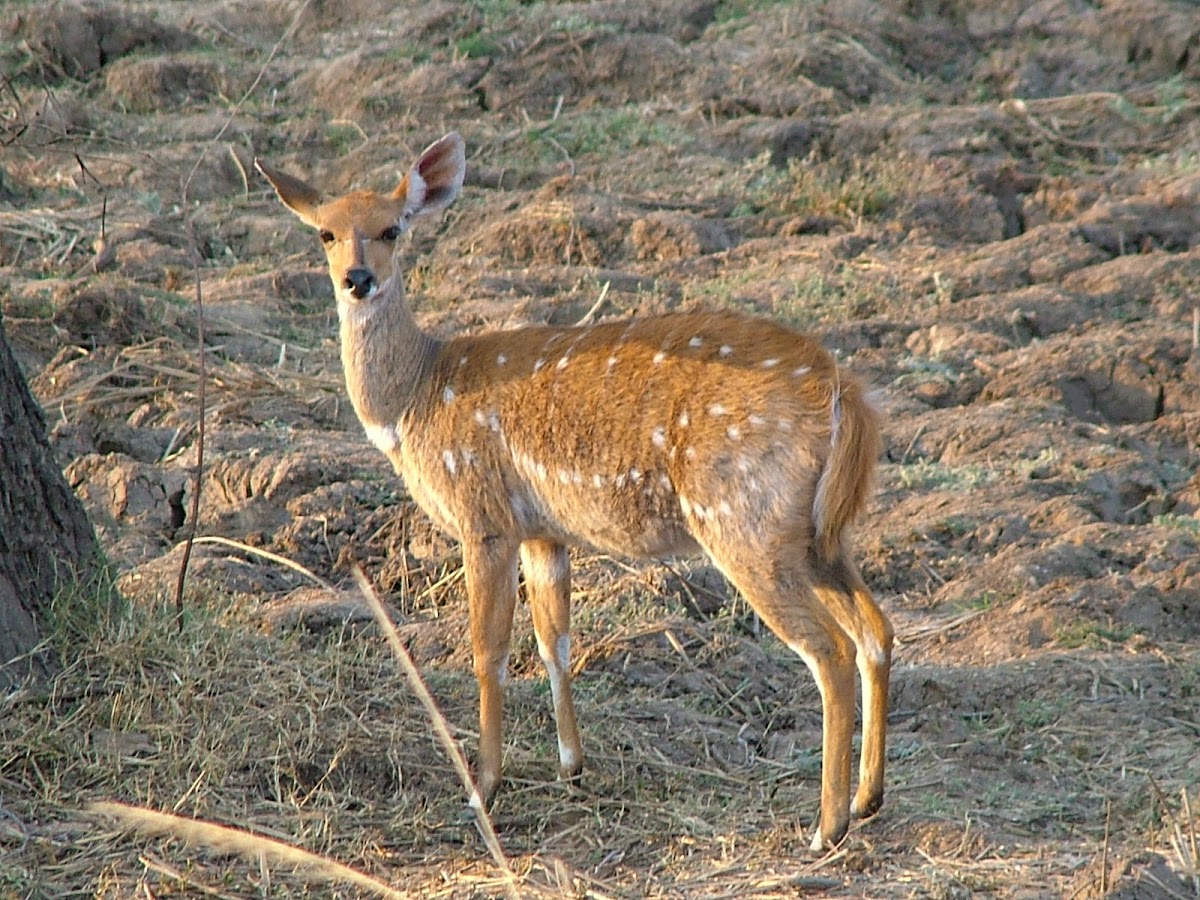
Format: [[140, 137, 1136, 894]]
[[464, 537, 520, 807], [519, 539, 584, 784]]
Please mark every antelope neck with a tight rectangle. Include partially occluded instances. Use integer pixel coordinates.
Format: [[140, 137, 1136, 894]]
[[337, 276, 441, 436]]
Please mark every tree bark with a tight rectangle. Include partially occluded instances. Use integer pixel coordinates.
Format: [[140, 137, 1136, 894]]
[[0, 314, 106, 690]]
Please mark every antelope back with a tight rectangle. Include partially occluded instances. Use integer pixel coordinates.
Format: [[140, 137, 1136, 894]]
[[398, 309, 860, 563]]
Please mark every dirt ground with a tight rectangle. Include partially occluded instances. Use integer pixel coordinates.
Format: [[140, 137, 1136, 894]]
[[2, 0, 1199, 897]]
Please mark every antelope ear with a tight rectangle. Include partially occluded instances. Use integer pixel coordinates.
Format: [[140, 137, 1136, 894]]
[[255, 159, 322, 228], [393, 132, 466, 220]]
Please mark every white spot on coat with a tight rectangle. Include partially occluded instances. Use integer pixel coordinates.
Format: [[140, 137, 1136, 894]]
[[443, 386, 455, 405], [534, 358, 546, 373], [727, 425, 742, 441], [709, 403, 728, 417], [793, 366, 811, 378], [497, 353, 508, 365], [443, 450, 457, 476], [719, 345, 733, 357], [688, 336, 703, 348], [653, 351, 666, 364], [652, 426, 667, 449], [749, 414, 766, 427], [679, 410, 690, 427], [762, 358, 779, 368]]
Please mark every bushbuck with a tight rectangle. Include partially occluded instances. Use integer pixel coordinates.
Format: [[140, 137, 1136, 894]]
[[256, 133, 892, 851]]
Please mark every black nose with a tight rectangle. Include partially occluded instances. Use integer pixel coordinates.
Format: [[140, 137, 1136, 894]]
[[343, 267, 376, 299]]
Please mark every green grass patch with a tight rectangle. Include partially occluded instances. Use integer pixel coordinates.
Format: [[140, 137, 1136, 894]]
[[1152, 513, 1200, 536], [1055, 620, 1137, 649], [896, 459, 996, 492], [534, 106, 687, 159], [754, 155, 910, 221]]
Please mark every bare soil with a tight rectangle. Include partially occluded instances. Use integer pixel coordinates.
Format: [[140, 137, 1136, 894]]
[[2, 1, 1199, 897]]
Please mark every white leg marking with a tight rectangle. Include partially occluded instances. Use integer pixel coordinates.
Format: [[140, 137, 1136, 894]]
[[363, 422, 398, 454]]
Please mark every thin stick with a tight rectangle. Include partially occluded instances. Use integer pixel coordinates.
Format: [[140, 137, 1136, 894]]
[[188, 535, 337, 592], [180, 0, 313, 203], [88, 802, 408, 899], [575, 280, 611, 326], [1100, 798, 1111, 893], [171, 0, 314, 624], [172, 267, 205, 631], [351, 567, 522, 900]]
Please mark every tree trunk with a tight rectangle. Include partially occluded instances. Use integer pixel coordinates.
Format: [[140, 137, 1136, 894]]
[[0, 314, 106, 690]]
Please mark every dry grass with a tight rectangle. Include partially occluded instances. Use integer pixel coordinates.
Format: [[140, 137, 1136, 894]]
[[3, 553, 1198, 897]]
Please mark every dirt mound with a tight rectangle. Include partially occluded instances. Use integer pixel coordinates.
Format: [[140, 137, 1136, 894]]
[[4, 2, 194, 79]]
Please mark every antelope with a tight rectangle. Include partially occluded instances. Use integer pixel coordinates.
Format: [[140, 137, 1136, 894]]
[[256, 133, 893, 851]]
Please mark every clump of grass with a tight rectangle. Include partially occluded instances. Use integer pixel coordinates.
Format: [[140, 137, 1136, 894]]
[[533, 106, 686, 160], [1055, 619, 1138, 649], [755, 155, 911, 221], [895, 459, 997, 492], [1152, 513, 1200, 536]]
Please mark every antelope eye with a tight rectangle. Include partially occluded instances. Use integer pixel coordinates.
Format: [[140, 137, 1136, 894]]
[[379, 224, 402, 242], [318, 229, 335, 245]]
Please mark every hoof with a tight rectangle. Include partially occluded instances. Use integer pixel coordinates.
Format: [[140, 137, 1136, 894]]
[[808, 819, 849, 853], [559, 759, 584, 785], [851, 791, 883, 820]]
